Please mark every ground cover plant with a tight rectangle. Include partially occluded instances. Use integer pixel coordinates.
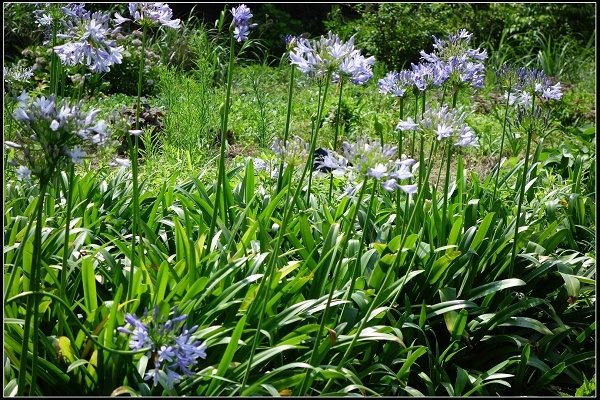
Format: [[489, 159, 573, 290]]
[[3, 2, 596, 397]]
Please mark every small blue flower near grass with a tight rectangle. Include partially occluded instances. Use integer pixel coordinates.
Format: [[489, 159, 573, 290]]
[[118, 306, 207, 391]]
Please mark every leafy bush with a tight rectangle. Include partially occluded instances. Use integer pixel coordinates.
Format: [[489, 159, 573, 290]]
[[322, 4, 596, 71]]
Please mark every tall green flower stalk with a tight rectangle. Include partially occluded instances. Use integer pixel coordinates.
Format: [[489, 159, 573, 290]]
[[119, 4, 181, 303], [209, 3, 256, 240], [414, 92, 428, 232], [127, 23, 148, 304], [327, 78, 345, 200], [509, 94, 536, 277], [275, 65, 296, 194], [306, 75, 332, 203], [208, 34, 236, 241], [240, 76, 331, 391], [417, 91, 427, 188], [439, 89, 460, 246], [492, 70, 515, 205], [395, 97, 405, 236], [58, 165, 75, 336]]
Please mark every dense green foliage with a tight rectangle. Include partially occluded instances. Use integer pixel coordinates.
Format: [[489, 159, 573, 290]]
[[3, 2, 596, 397], [323, 3, 596, 71]]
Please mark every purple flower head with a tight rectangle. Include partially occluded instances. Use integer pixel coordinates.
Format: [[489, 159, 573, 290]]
[[67, 146, 86, 164], [419, 29, 487, 90], [455, 125, 479, 147], [503, 67, 562, 115], [118, 306, 207, 391], [382, 178, 398, 192], [402, 105, 478, 148], [4, 64, 34, 87], [336, 51, 375, 85], [339, 138, 417, 194], [410, 62, 433, 92], [396, 117, 419, 131], [283, 34, 297, 51], [53, 5, 124, 73], [231, 4, 257, 42], [379, 71, 408, 97], [8, 91, 112, 184], [271, 136, 310, 167], [231, 4, 253, 25], [290, 31, 374, 84], [122, 3, 181, 29]]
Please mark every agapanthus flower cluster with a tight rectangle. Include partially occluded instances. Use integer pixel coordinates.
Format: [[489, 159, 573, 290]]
[[3, 64, 35, 95], [118, 307, 207, 390], [115, 3, 181, 29], [501, 66, 563, 109], [52, 4, 124, 73], [418, 29, 487, 89], [313, 139, 418, 195], [230, 4, 257, 42], [397, 105, 479, 147], [271, 136, 311, 167], [289, 31, 375, 85], [380, 29, 487, 98], [3, 64, 34, 84], [7, 92, 112, 183], [378, 70, 414, 98]]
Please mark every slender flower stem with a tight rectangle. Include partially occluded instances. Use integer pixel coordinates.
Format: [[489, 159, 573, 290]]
[[328, 78, 345, 201], [397, 97, 405, 158], [127, 24, 148, 305], [410, 95, 418, 156], [209, 34, 236, 240], [492, 81, 513, 205], [440, 85, 447, 108], [417, 91, 427, 189], [411, 137, 437, 236], [276, 65, 296, 194], [59, 164, 75, 335], [394, 97, 405, 236], [440, 139, 453, 246], [510, 93, 536, 277], [17, 182, 48, 396], [298, 179, 370, 396], [452, 87, 459, 109], [306, 74, 332, 204], [434, 145, 446, 192], [441, 87, 459, 232], [50, 21, 59, 95], [322, 140, 440, 394]]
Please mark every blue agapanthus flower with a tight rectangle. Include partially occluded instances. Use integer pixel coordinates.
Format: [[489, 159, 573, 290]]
[[118, 306, 207, 391], [52, 5, 124, 73], [115, 3, 181, 29], [289, 31, 375, 85], [231, 4, 257, 42]]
